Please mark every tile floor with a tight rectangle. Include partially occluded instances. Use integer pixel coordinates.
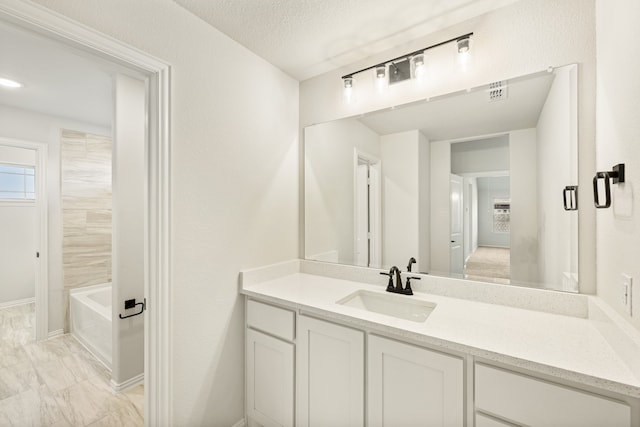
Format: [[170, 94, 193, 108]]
[[0, 303, 143, 426]]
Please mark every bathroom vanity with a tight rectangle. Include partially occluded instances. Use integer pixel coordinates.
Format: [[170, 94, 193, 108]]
[[241, 260, 640, 427]]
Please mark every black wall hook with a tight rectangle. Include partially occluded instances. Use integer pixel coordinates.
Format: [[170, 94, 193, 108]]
[[593, 164, 625, 209], [119, 298, 146, 319]]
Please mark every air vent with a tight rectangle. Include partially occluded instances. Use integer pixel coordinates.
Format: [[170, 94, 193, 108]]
[[488, 81, 508, 101]]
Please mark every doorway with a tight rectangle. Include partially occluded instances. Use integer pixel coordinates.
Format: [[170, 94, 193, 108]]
[[354, 150, 381, 268], [0, 139, 48, 342], [0, 1, 171, 424]]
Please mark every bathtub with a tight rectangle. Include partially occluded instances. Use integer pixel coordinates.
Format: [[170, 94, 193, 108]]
[[70, 283, 112, 369]]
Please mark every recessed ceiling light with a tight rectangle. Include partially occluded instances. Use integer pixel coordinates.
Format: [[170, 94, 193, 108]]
[[0, 77, 23, 88]]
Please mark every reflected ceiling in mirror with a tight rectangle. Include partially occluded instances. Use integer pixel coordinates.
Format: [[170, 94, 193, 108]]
[[305, 65, 579, 292]]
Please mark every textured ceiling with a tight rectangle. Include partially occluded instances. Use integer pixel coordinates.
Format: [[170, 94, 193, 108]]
[[173, 0, 520, 81]]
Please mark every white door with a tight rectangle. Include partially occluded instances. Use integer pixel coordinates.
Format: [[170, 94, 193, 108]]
[[450, 174, 464, 275], [297, 315, 365, 427], [246, 329, 294, 427], [368, 335, 464, 426]]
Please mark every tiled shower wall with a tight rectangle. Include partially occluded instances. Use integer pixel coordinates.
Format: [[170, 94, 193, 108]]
[[61, 129, 112, 330]]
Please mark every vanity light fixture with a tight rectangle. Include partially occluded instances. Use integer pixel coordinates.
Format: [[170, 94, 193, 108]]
[[341, 32, 473, 87], [0, 77, 23, 88]]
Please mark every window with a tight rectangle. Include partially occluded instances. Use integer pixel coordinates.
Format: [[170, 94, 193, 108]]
[[0, 164, 35, 200]]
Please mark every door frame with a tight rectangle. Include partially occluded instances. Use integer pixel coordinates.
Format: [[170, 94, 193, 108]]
[[353, 149, 381, 268], [0, 137, 48, 341], [0, 1, 172, 425]]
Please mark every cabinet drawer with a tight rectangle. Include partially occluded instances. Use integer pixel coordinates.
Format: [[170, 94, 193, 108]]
[[475, 364, 631, 427], [247, 300, 295, 341]]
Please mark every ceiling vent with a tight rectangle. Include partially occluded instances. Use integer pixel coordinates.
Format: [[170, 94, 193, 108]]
[[488, 81, 508, 101]]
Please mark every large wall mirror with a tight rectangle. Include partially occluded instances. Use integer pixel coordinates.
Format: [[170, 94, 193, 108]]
[[305, 64, 579, 292]]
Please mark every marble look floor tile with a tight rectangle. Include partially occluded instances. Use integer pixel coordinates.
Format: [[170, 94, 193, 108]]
[[54, 376, 123, 426], [61, 351, 108, 382], [0, 360, 43, 400], [35, 359, 79, 392], [0, 345, 29, 369], [22, 342, 60, 365], [0, 411, 11, 427], [48, 418, 74, 427], [57, 335, 85, 354], [86, 403, 143, 427], [0, 386, 64, 427], [122, 384, 144, 418]]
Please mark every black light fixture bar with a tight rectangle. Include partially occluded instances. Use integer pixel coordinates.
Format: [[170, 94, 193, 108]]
[[341, 32, 473, 80]]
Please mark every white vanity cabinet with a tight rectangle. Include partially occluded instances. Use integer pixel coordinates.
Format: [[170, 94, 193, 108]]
[[245, 295, 638, 427], [297, 315, 365, 427], [368, 335, 464, 427], [474, 364, 632, 427], [246, 301, 296, 427]]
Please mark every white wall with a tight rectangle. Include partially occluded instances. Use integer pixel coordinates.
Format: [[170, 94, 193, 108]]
[[300, 0, 596, 293], [595, 0, 640, 331], [29, 1, 300, 424], [418, 131, 430, 274], [0, 146, 36, 305], [509, 128, 539, 285], [380, 130, 424, 270], [430, 141, 451, 275], [0, 104, 110, 331], [536, 65, 578, 289], [112, 74, 145, 386], [451, 136, 509, 174], [304, 119, 380, 264]]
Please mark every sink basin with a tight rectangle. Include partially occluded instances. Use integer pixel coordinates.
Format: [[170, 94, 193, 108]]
[[336, 290, 436, 322]]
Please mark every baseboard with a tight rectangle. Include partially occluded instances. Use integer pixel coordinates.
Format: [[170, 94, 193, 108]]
[[0, 297, 35, 309], [231, 419, 246, 427], [48, 329, 64, 339], [111, 372, 144, 392]]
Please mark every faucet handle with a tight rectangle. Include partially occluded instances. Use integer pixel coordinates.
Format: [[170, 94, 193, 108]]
[[404, 276, 421, 295], [380, 271, 394, 291]]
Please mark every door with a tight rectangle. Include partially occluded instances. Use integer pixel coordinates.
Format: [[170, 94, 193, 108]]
[[368, 335, 464, 427], [246, 328, 294, 427], [450, 174, 464, 274], [297, 315, 364, 427]]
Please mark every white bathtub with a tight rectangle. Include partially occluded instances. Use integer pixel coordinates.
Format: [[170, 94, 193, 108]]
[[70, 283, 112, 369]]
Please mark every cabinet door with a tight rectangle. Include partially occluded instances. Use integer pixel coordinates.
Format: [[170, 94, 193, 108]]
[[246, 328, 294, 427], [368, 335, 464, 427], [297, 315, 365, 427]]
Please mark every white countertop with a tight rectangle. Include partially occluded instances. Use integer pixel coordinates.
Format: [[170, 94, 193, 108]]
[[241, 269, 640, 398]]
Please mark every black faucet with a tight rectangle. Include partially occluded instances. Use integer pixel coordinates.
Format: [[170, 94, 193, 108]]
[[407, 257, 416, 272], [380, 266, 421, 295]]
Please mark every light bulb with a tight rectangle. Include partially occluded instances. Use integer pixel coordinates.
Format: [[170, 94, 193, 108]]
[[457, 36, 471, 53], [412, 53, 425, 78], [342, 77, 355, 103]]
